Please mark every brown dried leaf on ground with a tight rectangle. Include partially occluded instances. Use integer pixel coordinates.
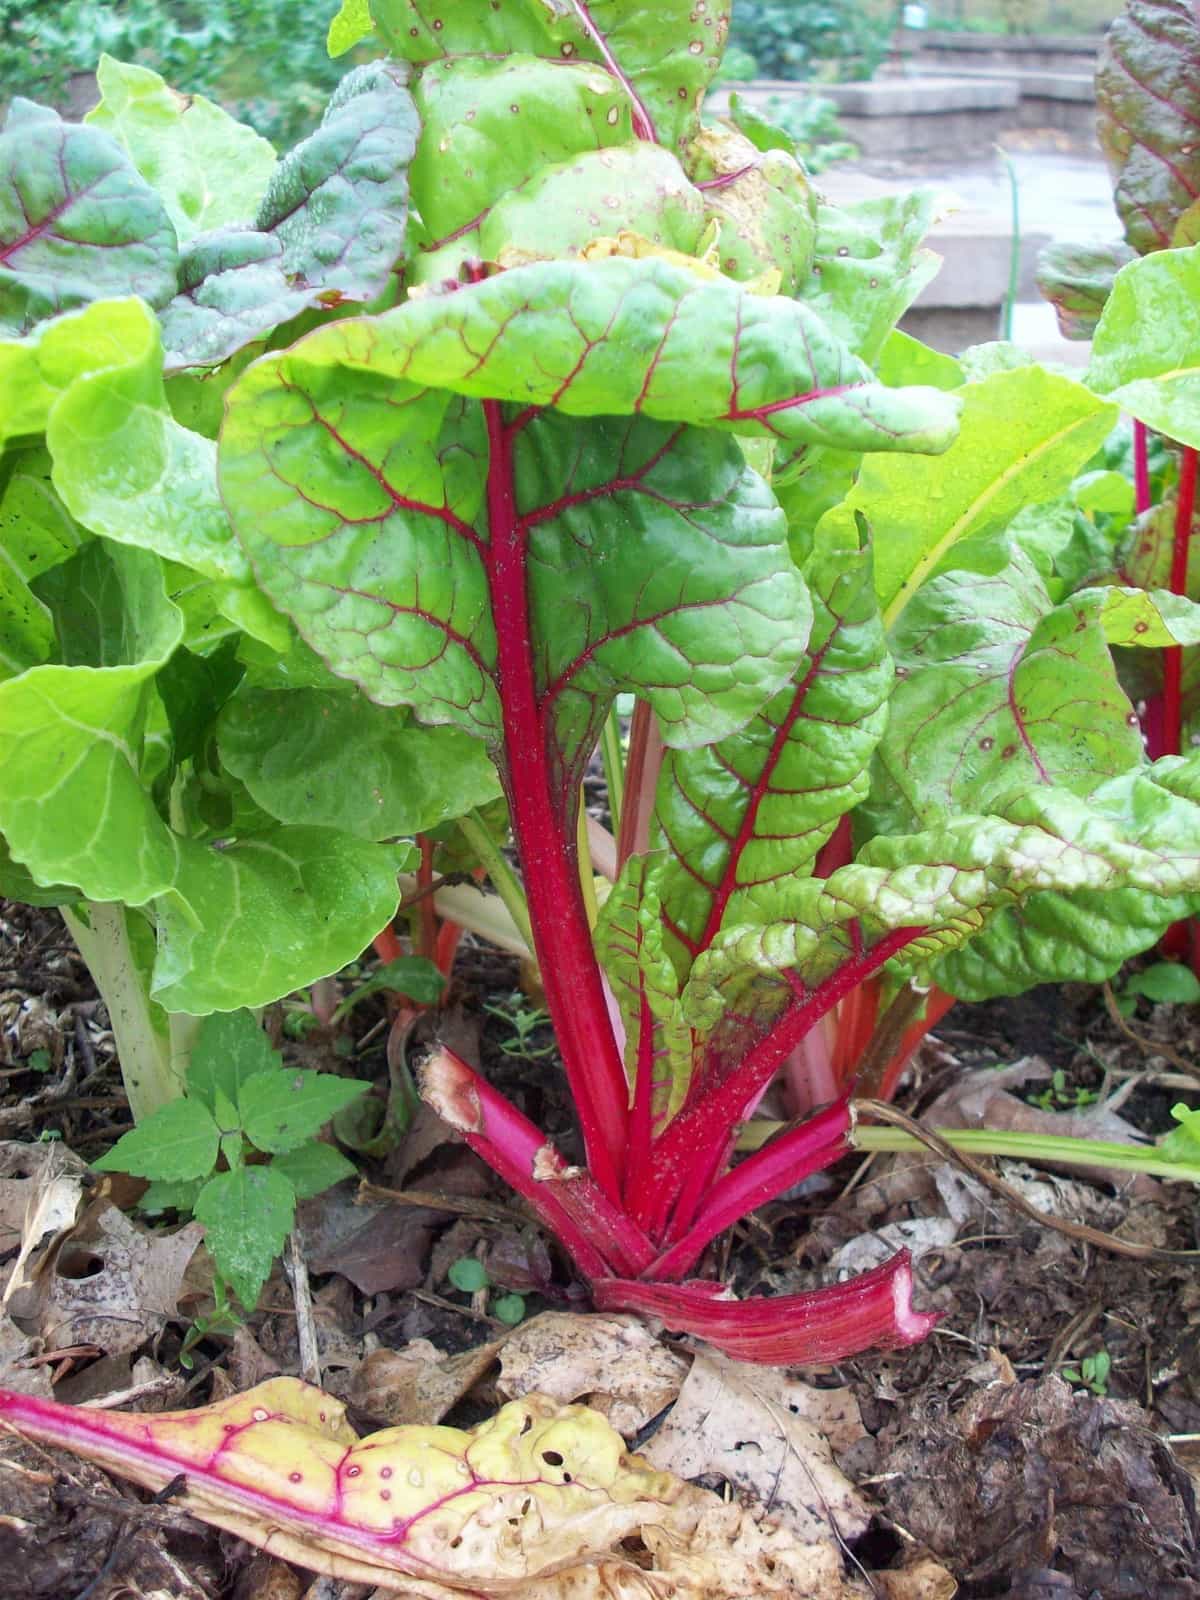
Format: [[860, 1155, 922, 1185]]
[[878, 1374, 1200, 1596], [922, 1058, 1163, 1194], [0, 1308, 50, 1397], [640, 1348, 870, 1545], [298, 1185, 445, 1295], [16, 1199, 202, 1358], [0, 1140, 85, 1304], [498, 1313, 689, 1436], [347, 1338, 505, 1427]]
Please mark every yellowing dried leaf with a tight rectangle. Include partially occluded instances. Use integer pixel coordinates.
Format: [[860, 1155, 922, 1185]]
[[499, 1312, 688, 1436], [641, 1348, 870, 1544]]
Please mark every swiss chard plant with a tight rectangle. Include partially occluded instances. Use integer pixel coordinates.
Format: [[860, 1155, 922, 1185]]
[[4, 0, 1200, 1368]]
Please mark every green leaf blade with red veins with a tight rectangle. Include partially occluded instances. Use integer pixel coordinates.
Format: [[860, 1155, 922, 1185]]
[[1096, 0, 1200, 255], [0, 101, 178, 338], [160, 62, 417, 370], [369, 0, 731, 150], [650, 533, 892, 975], [1035, 239, 1137, 341]]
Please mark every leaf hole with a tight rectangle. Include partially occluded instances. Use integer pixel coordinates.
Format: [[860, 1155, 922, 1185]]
[[541, 1450, 564, 1466], [56, 1248, 105, 1281]]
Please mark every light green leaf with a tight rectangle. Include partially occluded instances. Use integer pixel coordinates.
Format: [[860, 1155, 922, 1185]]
[[818, 367, 1117, 629], [0, 543, 184, 906], [479, 144, 706, 268], [370, 0, 731, 151], [160, 62, 417, 369], [802, 191, 941, 365], [876, 329, 964, 392], [46, 299, 250, 583], [0, 100, 177, 337], [86, 56, 277, 242], [93, 1096, 220, 1182], [1088, 244, 1200, 449], [150, 829, 403, 1014], [447, 1256, 489, 1294], [185, 1009, 282, 1114], [238, 1067, 367, 1154], [409, 57, 637, 282], [0, 446, 89, 679], [217, 686, 501, 840], [652, 532, 892, 967], [194, 1164, 295, 1311], [1124, 961, 1200, 1004], [328, 0, 375, 55], [271, 1140, 356, 1199]]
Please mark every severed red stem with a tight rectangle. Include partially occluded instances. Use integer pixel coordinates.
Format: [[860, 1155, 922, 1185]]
[[595, 1249, 938, 1364], [616, 700, 664, 871], [480, 392, 629, 1200], [641, 927, 926, 1244], [648, 1098, 853, 1281], [1162, 445, 1198, 759]]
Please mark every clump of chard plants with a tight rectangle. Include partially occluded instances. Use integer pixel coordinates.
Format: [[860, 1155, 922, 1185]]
[[1, 0, 1200, 1367]]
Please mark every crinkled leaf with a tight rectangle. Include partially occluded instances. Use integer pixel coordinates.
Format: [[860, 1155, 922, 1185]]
[[185, 1009, 282, 1115], [1035, 239, 1136, 341], [370, 0, 731, 151], [409, 57, 638, 282], [685, 763, 1200, 1035], [1088, 244, 1200, 449], [687, 123, 815, 295], [46, 299, 250, 582], [801, 191, 941, 365], [0, 100, 177, 337], [652, 532, 892, 971], [594, 852, 695, 1127], [86, 55, 277, 242], [0, 446, 88, 679], [93, 1096, 220, 1182], [869, 529, 1197, 829], [0, 1380, 679, 1589], [194, 1165, 295, 1310], [150, 830, 403, 1014], [328, 0, 375, 55], [936, 756, 1200, 998], [222, 392, 807, 770], [271, 1140, 356, 1200], [238, 1068, 367, 1155], [0, 297, 160, 448], [819, 367, 1117, 628], [0, 543, 184, 906], [160, 62, 417, 369], [481, 144, 706, 268], [1096, 0, 1200, 254], [217, 686, 500, 840]]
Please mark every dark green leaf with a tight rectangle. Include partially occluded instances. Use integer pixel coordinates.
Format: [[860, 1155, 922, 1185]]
[[238, 1067, 368, 1154], [93, 1097, 220, 1182], [270, 1140, 355, 1199], [186, 1009, 281, 1113], [194, 1164, 295, 1311]]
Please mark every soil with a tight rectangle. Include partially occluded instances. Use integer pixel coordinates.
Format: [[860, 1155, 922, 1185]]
[[2, 898, 1199, 1600]]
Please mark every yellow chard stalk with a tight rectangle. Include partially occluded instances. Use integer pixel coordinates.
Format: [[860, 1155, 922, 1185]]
[[0, 1377, 680, 1593]]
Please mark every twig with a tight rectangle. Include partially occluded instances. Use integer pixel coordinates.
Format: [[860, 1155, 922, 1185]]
[[856, 1099, 1200, 1263], [357, 1179, 528, 1225], [406, 1287, 508, 1330], [1103, 982, 1198, 1076], [285, 1230, 321, 1386], [68, 1474, 188, 1600]]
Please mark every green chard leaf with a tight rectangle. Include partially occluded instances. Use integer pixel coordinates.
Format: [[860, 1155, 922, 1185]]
[[1035, 239, 1136, 342], [218, 258, 956, 767], [0, 101, 178, 338], [1096, 0, 1200, 254], [86, 55, 277, 243], [216, 685, 501, 840], [0, 445, 89, 680], [194, 1164, 295, 1311], [1088, 245, 1200, 449], [237, 1067, 367, 1154], [328, 0, 375, 55], [651, 530, 892, 973], [369, 0, 732, 151], [93, 1096, 220, 1182], [818, 366, 1118, 629], [686, 123, 815, 295], [160, 61, 417, 370]]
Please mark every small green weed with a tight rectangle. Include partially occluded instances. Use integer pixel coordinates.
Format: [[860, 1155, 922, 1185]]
[[1062, 1349, 1111, 1397], [447, 1255, 527, 1326], [95, 1010, 365, 1315]]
